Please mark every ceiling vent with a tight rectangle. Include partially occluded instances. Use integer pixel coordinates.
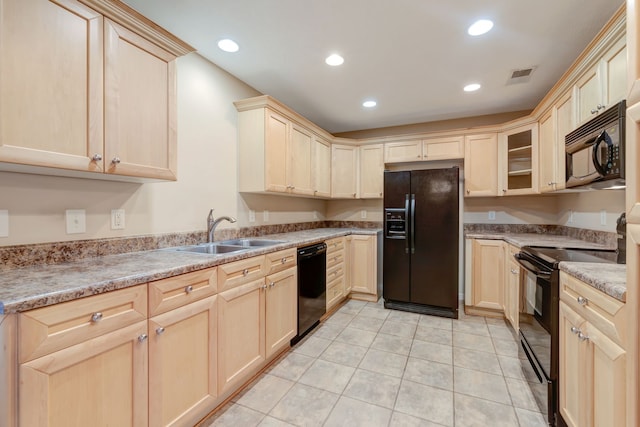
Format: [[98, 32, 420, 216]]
[[507, 67, 536, 85]]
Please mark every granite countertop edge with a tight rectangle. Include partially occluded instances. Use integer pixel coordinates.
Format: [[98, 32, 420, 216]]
[[0, 228, 380, 314]]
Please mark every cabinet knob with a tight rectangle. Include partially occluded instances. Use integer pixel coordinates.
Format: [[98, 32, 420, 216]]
[[578, 332, 589, 341], [379, 192, 383, 196], [112, 157, 121, 164], [156, 327, 165, 335], [510, 269, 517, 274], [591, 108, 598, 114], [261, 283, 268, 291], [597, 104, 605, 110], [281, 257, 287, 264], [92, 154, 102, 161], [242, 268, 249, 276], [352, 193, 356, 198], [91, 312, 103, 323], [466, 189, 470, 194], [502, 189, 507, 193], [185, 285, 193, 294], [269, 282, 275, 288], [416, 155, 421, 158], [570, 326, 580, 335], [138, 333, 148, 343], [577, 296, 588, 306]]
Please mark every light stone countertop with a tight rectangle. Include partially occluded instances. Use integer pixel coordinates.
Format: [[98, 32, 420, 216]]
[[0, 228, 379, 314], [464, 232, 614, 250], [559, 262, 627, 302]]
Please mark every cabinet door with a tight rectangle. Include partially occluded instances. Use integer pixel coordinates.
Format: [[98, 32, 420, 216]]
[[574, 65, 603, 126], [384, 140, 422, 163], [499, 123, 538, 196], [265, 268, 297, 359], [312, 135, 331, 197], [217, 279, 265, 395], [349, 235, 377, 296], [554, 91, 573, 190], [264, 110, 289, 193], [464, 134, 498, 197], [505, 257, 520, 331], [559, 301, 587, 427], [470, 239, 504, 310], [149, 296, 217, 427], [0, 0, 104, 172], [104, 19, 177, 180], [538, 110, 555, 193], [422, 135, 464, 160], [19, 321, 148, 427], [288, 123, 314, 196], [602, 37, 627, 108], [359, 144, 384, 199], [331, 144, 358, 198]]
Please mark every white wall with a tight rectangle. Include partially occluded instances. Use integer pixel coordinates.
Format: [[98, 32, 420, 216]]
[[463, 196, 558, 225], [555, 190, 625, 232]]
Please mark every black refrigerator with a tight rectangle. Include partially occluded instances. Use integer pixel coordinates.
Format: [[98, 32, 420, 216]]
[[383, 167, 459, 318]]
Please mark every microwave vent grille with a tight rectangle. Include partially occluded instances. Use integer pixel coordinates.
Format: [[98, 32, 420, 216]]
[[565, 100, 626, 145]]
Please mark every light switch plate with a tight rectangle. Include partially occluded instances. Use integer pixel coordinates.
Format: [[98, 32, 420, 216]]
[[568, 209, 574, 223], [361, 210, 367, 219], [249, 210, 255, 222], [111, 209, 125, 230], [263, 210, 269, 222], [66, 209, 86, 234], [600, 209, 607, 225], [0, 210, 8, 237], [488, 211, 496, 220]]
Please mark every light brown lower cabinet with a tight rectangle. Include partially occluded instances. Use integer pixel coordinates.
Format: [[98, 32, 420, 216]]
[[504, 244, 520, 331], [348, 234, 378, 301], [558, 272, 626, 427], [468, 239, 504, 313], [265, 267, 298, 358]]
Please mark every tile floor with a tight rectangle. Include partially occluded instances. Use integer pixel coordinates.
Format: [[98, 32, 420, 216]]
[[202, 299, 548, 427]]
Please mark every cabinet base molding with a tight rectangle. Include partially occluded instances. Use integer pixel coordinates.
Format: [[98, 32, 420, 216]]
[[464, 305, 505, 319], [348, 293, 378, 303]]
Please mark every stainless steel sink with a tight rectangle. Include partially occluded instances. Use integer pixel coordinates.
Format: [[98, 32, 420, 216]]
[[217, 238, 286, 247], [172, 243, 248, 254]]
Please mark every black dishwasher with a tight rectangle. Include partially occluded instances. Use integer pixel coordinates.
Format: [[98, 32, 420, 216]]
[[292, 242, 327, 345]]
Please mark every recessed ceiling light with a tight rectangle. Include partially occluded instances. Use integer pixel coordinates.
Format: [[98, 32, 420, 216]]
[[218, 39, 239, 53], [325, 54, 344, 66], [468, 19, 494, 36], [464, 83, 481, 92], [363, 100, 377, 108]]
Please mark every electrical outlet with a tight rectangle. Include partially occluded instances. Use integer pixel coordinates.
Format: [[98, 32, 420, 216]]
[[111, 209, 125, 230], [0, 210, 8, 237], [600, 209, 607, 226], [568, 210, 574, 223], [249, 210, 255, 222], [66, 209, 86, 234], [313, 211, 318, 220], [263, 210, 269, 222], [361, 210, 367, 219], [488, 211, 496, 220]]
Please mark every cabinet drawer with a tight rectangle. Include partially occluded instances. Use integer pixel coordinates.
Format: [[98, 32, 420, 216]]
[[327, 263, 344, 283], [218, 255, 266, 292], [326, 279, 344, 310], [19, 284, 148, 363], [265, 248, 297, 275], [149, 267, 217, 316], [326, 237, 345, 254], [559, 272, 626, 347], [326, 250, 345, 269]]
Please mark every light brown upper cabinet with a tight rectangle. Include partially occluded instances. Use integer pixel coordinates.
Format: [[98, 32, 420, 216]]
[[574, 36, 626, 126], [538, 91, 573, 193], [359, 144, 384, 199], [498, 122, 539, 196], [0, 0, 192, 181], [331, 144, 359, 198], [312, 135, 332, 198], [463, 133, 498, 197], [384, 136, 463, 163]]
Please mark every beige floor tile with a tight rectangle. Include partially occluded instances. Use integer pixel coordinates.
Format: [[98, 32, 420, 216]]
[[359, 348, 408, 378], [257, 416, 296, 427], [492, 336, 519, 357], [454, 366, 511, 405], [371, 332, 413, 355], [298, 359, 356, 394], [379, 319, 418, 338], [403, 357, 453, 390], [292, 335, 332, 358], [323, 312, 355, 328], [323, 396, 392, 427], [488, 323, 516, 341], [453, 347, 502, 375], [359, 305, 391, 320], [343, 368, 401, 409], [268, 383, 339, 427], [335, 326, 377, 348], [452, 331, 495, 353], [453, 319, 490, 336], [506, 377, 541, 411], [418, 314, 453, 330], [497, 354, 527, 380], [337, 300, 366, 315], [386, 309, 421, 324], [311, 323, 344, 340], [515, 407, 548, 427], [454, 393, 519, 427], [414, 324, 452, 346], [267, 352, 315, 381], [349, 314, 385, 332], [319, 340, 368, 367], [207, 403, 264, 427], [394, 380, 454, 426], [234, 374, 294, 414], [389, 411, 446, 427], [410, 339, 453, 365]]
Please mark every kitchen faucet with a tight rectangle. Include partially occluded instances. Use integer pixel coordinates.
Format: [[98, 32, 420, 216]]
[[207, 209, 237, 243]]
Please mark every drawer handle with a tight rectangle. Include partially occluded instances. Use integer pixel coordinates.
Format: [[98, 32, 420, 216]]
[[281, 258, 287, 264], [138, 333, 148, 343], [570, 326, 580, 335], [112, 157, 121, 165], [243, 268, 249, 276], [156, 327, 165, 335], [92, 154, 102, 161], [510, 269, 517, 274], [184, 285, 193, 294], [578, 332, 589, 342], [91, 312, 103, 323], [577, 296, 588, 306]]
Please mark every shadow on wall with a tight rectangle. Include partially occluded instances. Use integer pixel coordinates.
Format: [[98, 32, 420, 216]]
[[237, 193, 327, 227]]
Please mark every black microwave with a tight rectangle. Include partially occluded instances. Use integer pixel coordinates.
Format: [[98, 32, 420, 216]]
[[565, 100, 625, 189]]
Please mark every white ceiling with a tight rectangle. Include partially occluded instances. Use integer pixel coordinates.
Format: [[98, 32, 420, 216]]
[[123, 0, 623, 134]]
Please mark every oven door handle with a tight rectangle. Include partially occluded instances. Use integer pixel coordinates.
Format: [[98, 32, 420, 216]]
[[514, 253, 552, 279]]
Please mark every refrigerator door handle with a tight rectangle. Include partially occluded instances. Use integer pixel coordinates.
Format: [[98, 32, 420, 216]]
[[404, 194, 410, 254], [410, 194, 416, 254]]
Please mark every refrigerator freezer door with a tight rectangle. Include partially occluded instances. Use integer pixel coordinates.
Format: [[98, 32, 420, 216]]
[[383, 171, 411, 302]]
